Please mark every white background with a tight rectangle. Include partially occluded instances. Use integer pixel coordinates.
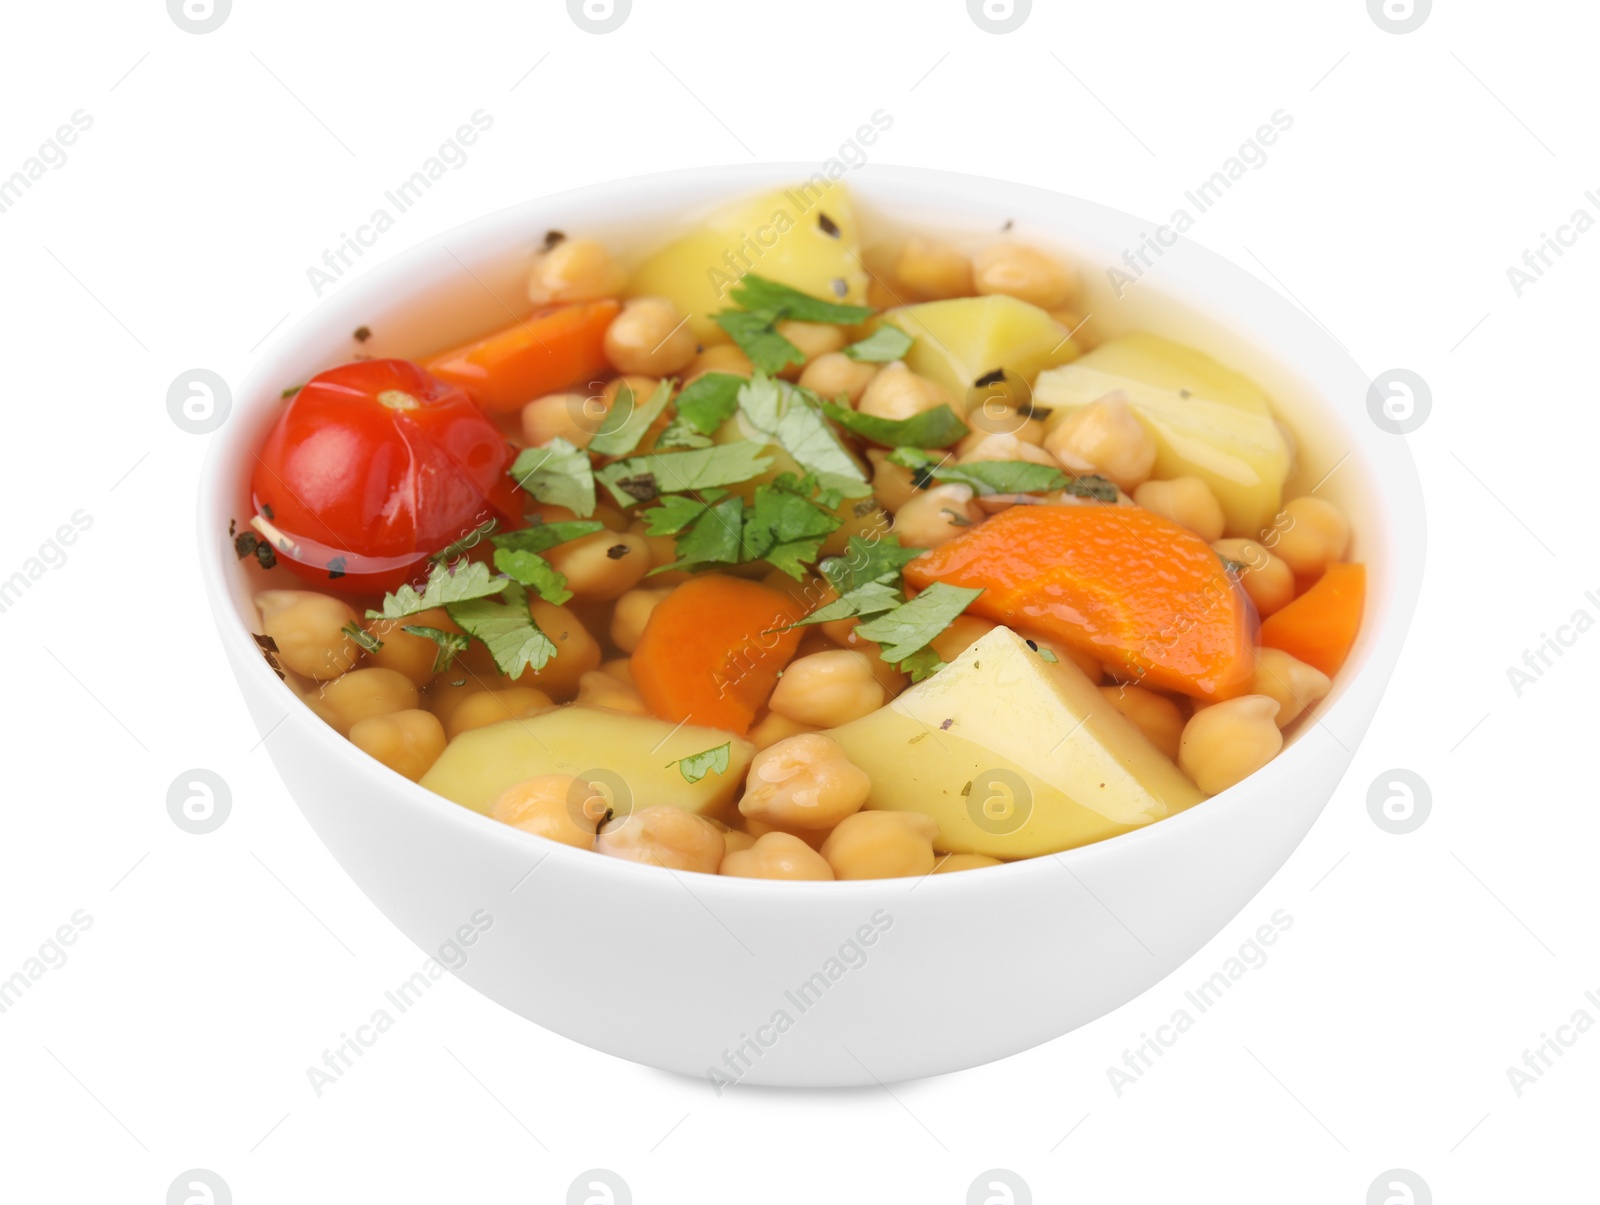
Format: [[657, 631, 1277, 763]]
[[1, 0, 1593, 1201]]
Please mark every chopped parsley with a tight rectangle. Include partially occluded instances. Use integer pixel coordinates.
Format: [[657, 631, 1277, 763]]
[[445, 583, 557, 678], [843, 325, 914, 363], [821, 399, 968, 449], [367, 560, 506, 620], [510, 437, 596, 517], [819, 535, 924, 594], [671, 741, 731, 784], [341, 621, 382, 653], [1060, 475, 1120, 502], [736, 374, 871, 499], [712, 275, 872, 373], [492, 520, 605, 555], [493, 548, 572, 606], [887, 447, 1068, 496], [793, 579, 902, 627], [401, 625, 472, 674], [587, 378, 675, 458], [430, 517, 499, 565], [595, 442, 773, 507], [854, 582, 984, 664]]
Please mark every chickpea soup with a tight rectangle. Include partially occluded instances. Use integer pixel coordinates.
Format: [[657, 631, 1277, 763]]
[[239, 183, 1364, 881]]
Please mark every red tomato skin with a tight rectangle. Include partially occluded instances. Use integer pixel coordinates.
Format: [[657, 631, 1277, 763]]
[[251, 359, 520, 594]]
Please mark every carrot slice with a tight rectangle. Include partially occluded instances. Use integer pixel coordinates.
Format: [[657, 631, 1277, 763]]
[[425, 298, 620, 413], [631, 575, 805, 736], [1259, 562, 1365, 676], [905, 505, 1254, 700]]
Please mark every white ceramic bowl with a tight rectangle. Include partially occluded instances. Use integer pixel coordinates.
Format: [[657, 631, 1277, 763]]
[[201, 164, 1424, 1087]]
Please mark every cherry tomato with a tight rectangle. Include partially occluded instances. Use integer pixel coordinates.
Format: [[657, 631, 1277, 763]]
[[252, 359, 523, 594]]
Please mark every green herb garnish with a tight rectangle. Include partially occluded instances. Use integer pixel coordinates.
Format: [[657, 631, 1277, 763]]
[[430, 517, 499, 564], [492, 548, 571, 606], [819, 535, 924, 594], [341, 621, 382, 653], [445, 583, 557, 679], [821, 400, 968, 449], [843, 325, 914, 362], [595, 442, 773, 507], [712, 275, 872, 373], [491, 521, 605, 555], [887, 447, 1068, 496], [854, 582, 984, 663], [510, 437, 597, 517], [366, 560, 506, 620], [737, 374, 871, 499], [401, 625, 472, 674], [672, 742, 732, 784], [587, 378, 676, 458]]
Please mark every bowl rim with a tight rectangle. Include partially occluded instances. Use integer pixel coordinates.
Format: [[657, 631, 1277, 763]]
[[199, 161, 1426, 902]]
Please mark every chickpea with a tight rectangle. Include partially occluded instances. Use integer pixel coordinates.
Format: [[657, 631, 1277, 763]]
[[930, 614, 996, 663], [768, 651, 886, 728], [749, 709, 820, 751], [604, 297, 695, 375], [544, 530, 650, 602], [365, 607, 456, 687], [1098, 684, 1185, 761], [1044, 397, 1156, 491], [256, 590, 360, 681], [857, 361, 950, 422], [318, 668, 419, 734], [743, 817, 830, 850], [775, 321, 846, 377], [972, 242, 1076, 309], [446, 686, 554, 739], [1178, 695, 1283, 794], [892, 483, 982, 548], [596, 805, 724, 873], [739, 733, 871, 831], [1252, 647, 1332, 728], [423, 677, 483, 730], [348, 709, 448, 781], [720, 831, 835, 880], [934, 853, 1002, 873], [686, 343, 753, 381], [625, 519, 689, 586], [868, 449, 922, 513], [522, 391, 606, 450], [958, 415, 1044, 453], [721, 828, 758, 856], [527, 237, 627, 304], [518, 600, 602, 699], [1133, 477, 1226, 542], [1212, 538, 1295, 617], [895, 237, 974, 300], [575, 670, 647, 714], [799, 352, 880, 405], [610, 587, 670, 653], [1270, 497, 1350, 577], [821, 810, 939, 880], [491, 774, 604, 850], [959, 432, 1060, 470]]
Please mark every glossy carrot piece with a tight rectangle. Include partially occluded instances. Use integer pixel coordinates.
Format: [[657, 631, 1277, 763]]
[[631, 575, 805, 736], [905, 504, 1254, 700], [425, 298, 620, 413], [1259, 562, 1365, 675]]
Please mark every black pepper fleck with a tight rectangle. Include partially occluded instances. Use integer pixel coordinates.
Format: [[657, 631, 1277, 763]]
[[830, 277, 847, 298], [818, 212, 841, 238], [327, 555, 347, 580], [605, 543, 630, 560], [973, 368, 1006, 388], [542, 230, 566, 251], [353, 325, 372, 342]]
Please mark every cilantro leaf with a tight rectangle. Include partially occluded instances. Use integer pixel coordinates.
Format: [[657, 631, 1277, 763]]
[[887, 448, 1067, 496], [736, 374, 871, 499], [715, 309, 803, 375], [493, 548, 571, 606], [728, 275, 873, 324], [491, 520, 604, 555], [366, 560, 506, 620], [445, 583, 557, 678], [739, 478, 842, 578], [794, 580, 903, 627], [671, 741, 731, 785], [341, 621, 382, 653], [821, 399, 968, 449], [595, 442, 773, 507], [400, 625, 472, 675], [896, 646, 947, 682], [671, 372, 745, 436], [587, 378, 675, 458], [1060, 474, 1121, 502], [843, 325, 914, 362], [820, 535, 924, 593], [654, 421, 712, 450], [640, 494, 718, 536], [854, 582, 984, 662], [510, 437, 596, 517], [661, 494, 746, 569]]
